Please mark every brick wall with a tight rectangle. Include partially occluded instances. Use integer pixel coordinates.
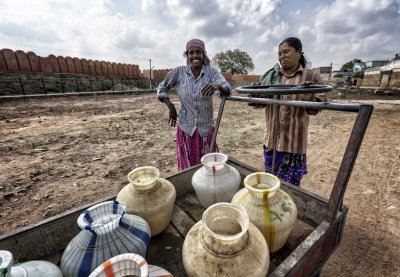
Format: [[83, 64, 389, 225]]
[[361, 71, 381, 87], [389, 70, 400, 88], [221, 72, 233, 80], [0, 48, 143, 79], [361, 71, 400, 88], [142, 69, 172, 81]]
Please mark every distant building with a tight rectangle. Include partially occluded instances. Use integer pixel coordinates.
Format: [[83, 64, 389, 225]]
[[330, 71, 347, 78], [313, 66, 332, 74], [352, 60, 390, 72], [364, 60, 390, 68], [353, 62, 366, 72], [361, 59, 400, 89], [312, 63, 332, 80]]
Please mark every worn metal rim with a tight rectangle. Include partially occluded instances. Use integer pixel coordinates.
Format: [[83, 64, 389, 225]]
[[236, 84, 333, 95]]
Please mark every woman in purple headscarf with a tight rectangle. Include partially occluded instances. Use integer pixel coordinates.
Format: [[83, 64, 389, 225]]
[[157, 39, 232, 170]]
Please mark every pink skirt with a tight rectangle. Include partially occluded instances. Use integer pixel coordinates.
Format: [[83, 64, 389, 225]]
[[176, 125, 217, 171]]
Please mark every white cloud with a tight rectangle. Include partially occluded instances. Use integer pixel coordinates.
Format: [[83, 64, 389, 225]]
[[0, 0, 399, 74], [308, 0, 400, 68], [0, 0, 286, 73], [254, 50, 277, 73], [0, 0, 172, 70], [137, 0, 284, 71], [290, 10, 301, 16], [256, 21, 289, 43], [142, 0, 281, 37]]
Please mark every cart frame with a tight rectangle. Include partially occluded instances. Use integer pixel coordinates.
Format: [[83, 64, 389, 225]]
[[0, 89, 373, 276]]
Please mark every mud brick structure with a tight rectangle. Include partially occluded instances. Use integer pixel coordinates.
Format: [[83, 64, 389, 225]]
[[2, 49, 20, 71], [142, 68, 172, 81], [15, 50, 31, 72], [0, 48, 145, 79], [361, 61, 400, 90]]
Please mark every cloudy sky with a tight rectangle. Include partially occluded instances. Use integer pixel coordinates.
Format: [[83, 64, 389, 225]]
[[0, 0, 399, 74]]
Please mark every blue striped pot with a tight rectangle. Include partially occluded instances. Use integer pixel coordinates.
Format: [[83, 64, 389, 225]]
[[60, 201, 151, 277]]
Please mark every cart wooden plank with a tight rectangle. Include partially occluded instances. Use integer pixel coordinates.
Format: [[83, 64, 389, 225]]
[[146, 224, 186, 276], [170, 204, 196, 237], [0, 159, 347, 276]]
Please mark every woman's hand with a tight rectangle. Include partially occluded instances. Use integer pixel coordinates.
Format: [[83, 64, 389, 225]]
[[248, 83, 266, 108], [300, 81, 313, 86], [305, 108, 319, 115], [168, 104, 177, 126], [201, 83, 229, 96], [248, 93, 266, 108], [160, 98, 177, 126]]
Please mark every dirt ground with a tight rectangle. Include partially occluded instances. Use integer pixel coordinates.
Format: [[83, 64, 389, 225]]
[[0, 90, 399, 276]]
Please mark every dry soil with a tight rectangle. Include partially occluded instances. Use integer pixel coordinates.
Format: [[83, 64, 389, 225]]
[[0, 90, 399, 276]]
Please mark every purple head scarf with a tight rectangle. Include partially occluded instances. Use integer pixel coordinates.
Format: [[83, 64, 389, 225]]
[[186, 39, 211, 66]]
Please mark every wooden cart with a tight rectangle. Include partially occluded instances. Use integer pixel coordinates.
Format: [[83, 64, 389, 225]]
[[0, 87, 373, 276]]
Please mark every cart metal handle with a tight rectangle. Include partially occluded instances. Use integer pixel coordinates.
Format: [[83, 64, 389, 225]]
[[210, 94, 373, 223], [236, 84, 333, 95]]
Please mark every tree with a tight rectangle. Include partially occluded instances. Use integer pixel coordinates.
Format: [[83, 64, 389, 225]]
[[212, 49, 255, 75], [340, 59, 361, 72]]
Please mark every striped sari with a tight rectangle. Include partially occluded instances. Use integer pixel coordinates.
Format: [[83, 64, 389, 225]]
[[176, 125, 217, 171]]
